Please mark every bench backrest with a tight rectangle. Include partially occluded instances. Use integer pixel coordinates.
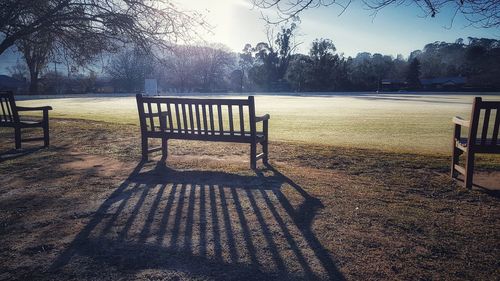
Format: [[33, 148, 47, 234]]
[[136, 94, 257, 137], [0, 91, 19, 125], [468, 97, 500, 147]]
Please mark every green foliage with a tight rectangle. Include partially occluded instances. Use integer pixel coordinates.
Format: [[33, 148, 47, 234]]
[[406, 58, 421, 89]]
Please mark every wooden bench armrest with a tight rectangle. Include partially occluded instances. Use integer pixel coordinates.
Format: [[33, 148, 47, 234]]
[[16, 106, 53, 111], [255, 114, 270, 122], [452, 116, 469, 127]]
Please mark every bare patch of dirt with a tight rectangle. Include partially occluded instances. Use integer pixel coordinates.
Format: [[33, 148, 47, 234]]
[[60, 152, 135, 178]]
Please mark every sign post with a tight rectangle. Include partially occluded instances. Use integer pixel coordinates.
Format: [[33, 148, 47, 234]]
[[144, 79, 158, 96]]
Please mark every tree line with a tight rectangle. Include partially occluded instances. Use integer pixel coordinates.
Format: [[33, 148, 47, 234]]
[[8, 31, 500, 93], [2, 1, 499, 94]]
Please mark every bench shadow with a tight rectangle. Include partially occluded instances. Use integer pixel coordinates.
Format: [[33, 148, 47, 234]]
[[454, 177, 500, 198], [0, 147, 44, 162], [50, 161, 345, 280]]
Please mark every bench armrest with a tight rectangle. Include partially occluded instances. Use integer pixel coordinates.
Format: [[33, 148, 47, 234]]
[[452, 116, 469, 127], [255, 114, 270, 122], [16, 106, 53, 111]]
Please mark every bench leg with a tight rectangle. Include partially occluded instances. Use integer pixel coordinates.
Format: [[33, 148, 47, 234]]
[[14, 127, 21, 149], [262, 140, 269, 165], [464, 151, 475, 189], [141, 136, 148, 161], [451, 146, 460, 178], [250, 142, 257, 169], [451, 124, 461, 179], [161, 138, 168, 162], [43, 121, 50, 147]]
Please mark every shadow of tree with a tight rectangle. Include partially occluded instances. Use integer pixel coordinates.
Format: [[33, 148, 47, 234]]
[[50, 161, 344, 280]]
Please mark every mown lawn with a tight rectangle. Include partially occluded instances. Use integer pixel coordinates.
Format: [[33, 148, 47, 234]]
[[16, 93, 500, 154]]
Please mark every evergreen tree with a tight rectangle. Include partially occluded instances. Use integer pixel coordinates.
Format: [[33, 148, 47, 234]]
[[407, 58, 421, 89]]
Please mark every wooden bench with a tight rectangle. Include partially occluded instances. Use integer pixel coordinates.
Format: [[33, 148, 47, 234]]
[[136, 94, 270, 169], [0, 91, 52, 149], [451, 97, 500, 189]]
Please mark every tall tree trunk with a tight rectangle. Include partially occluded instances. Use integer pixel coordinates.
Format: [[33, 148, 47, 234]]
[[17, 32, 52, 95], [29, 70, 39, 94]]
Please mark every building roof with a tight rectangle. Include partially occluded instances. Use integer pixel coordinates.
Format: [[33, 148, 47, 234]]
[[420, 77, 467, 85]]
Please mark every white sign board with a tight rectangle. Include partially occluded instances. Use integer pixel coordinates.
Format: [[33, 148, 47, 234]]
[[145, 79, 158, 95]]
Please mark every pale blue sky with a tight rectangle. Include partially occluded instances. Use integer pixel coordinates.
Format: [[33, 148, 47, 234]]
[[180, 0, 499, 57], [1, 0, 498, 74]]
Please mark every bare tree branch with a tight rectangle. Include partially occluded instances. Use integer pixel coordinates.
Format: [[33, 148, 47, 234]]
[[253, 0, 500, 28], [0, 0, 208, 55]]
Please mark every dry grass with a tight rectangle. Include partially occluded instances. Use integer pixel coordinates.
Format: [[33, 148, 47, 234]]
[[0, 119, 499, 280]]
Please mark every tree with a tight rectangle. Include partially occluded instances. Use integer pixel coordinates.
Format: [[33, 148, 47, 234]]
[[248, 22, 300, 90], [158, 44, 235, 92], [0, 0, 205, 56], [16, 32, 53, 94], [196, 44, 235, 92], [308, 38, 340, 90], [238, 44, 256, 91], [106, 47, 154, 92], [285, 54, 312, 91], [7, 59, 28, 81], [406, 58, 421, 89], [252, 0, 499, 28]]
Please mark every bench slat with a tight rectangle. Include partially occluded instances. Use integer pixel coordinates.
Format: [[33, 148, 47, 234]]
[[182, 103, 189, 134], [174, 103, 181, 133], [167, 103, 174, 133], [478, 101, 500, 110], [217, 104, 223, 134], [141, 96, 249, 106], [1, 97, 13, 122], [157, 103, 166, 131], [481, 109, 491, 145], [188, 103, 194, 134], [209, 105, 215, 134], [147, 102, 155, 132], [195, 103, 201, 135], [0, 97, 7, 122], [202, 104, 208, 135], [239, 104, 245, 135], [228, 105, 234, 135], [492, 109, 500, 144]]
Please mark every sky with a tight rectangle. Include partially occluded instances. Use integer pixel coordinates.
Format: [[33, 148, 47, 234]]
[[178, 0, 499, 58], [1, 0, 498, 74]]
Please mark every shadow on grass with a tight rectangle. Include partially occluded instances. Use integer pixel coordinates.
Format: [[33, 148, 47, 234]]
[[0, 147, 45, 163], [454, 177, 500, 198], [50, 161, 344, 280]]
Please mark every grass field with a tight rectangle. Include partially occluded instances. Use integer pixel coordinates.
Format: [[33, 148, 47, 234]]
[[16, 93, 500, 154], [1, 93, 499, 280]]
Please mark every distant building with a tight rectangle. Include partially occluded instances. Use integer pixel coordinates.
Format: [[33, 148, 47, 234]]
[[420, 77, 467, 90], [380, 79, 407, 91], [94, 79, 115, 93], [381, 77, 468, 91], [0, 75, 27, 93]]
